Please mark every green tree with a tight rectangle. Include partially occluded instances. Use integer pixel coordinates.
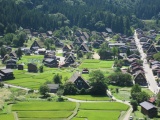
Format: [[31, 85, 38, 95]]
[[39, 84, 50, 96], [112, 47, 118, 59], [89, 70, 107, 96], [63, 82, 78, 95], [131, 84, 141, 95], [0, 46, 7, 58], [156, 92, 160, 107], [153, 52, 160, 61], [130, 100, 138, 111], [108, 72, 132, 86], [39, 65, 43, 73], [53, 74, 62, 84], [16, 48, 23, 60]]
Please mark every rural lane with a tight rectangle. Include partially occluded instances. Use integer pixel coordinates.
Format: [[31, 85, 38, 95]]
[[134, 31, 159, 94]]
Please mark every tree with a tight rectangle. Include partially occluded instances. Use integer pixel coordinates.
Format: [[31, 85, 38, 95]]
[[112, 47, 118, 59], [0, 82, 4, 88], [131, 100, 138, 111], [89, 70, 108, 96], [0, 46, 7, 58], [16, 48, 22, 60], [153, 52, 160, 61], [156, 92, 160, 107], [108, 72, 132, 86], [39, 65, 43, 73], [39, 84, 50, 96], [89, 70, 106, 83], [77, 50, 83, 59], [63, 82, 78, 95], [131, 84, 141, 95], [131, 84, 149, 103], [53, 74, 62, 84]]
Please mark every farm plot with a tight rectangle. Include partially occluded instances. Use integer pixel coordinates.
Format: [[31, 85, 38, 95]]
[[12, 102, 76, 111], [79, 102, 129, 111], [66, 95, 111, 101], [73, 102, 129, 120], [79, 60, 113, 69], [74, 110, 120, 120], [12, 102, 76, 120], [0, 113, 15, 120], [5, 69, 72, 89]]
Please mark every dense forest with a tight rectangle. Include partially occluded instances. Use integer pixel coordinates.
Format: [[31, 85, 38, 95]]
[[0, 0, 160, 36]]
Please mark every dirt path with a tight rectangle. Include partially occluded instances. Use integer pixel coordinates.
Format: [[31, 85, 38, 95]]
[[13, 112, 19, 120], [67, 102, 80, 120], [92, 52, 100, 59]]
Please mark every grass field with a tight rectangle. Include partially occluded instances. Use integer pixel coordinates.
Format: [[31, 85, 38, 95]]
[[79, 60, 113, 69], [17, 111, 72, 118], [79, 102, 129, 111], [12, 102, 76, 111], [0, 113, 15, 120], [66, 95, 111, 101], [12, 101, 76, 120], [5, 69, 72, 89], [74, 110, 120, 120]]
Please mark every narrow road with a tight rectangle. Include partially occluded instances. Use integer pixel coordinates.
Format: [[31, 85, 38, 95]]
[[134, 31, 159, 94], [4, 83, 31, 91], [67, 102, 80, 120]]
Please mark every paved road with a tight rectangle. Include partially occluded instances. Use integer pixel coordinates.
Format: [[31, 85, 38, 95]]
[[134, 31, 159, 94]]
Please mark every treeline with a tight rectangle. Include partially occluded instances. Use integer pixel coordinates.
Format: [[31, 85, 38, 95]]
[[0, 0, 159, 36]]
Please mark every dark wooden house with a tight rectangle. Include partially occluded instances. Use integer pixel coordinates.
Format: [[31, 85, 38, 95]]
[[140, 101, 157, 118], [69, 72, 90, 89], [18, 64, 24, 70], [30, 41, 41, 51], [28, 63, 38, 72], [147, 44, 158, 55], [64, 54, 75, 66], [47, 84, 59, 93], [0, 69, 15, 80], [43, 58, 59, 67], [78, 43, 90, 53], [134, 72, 147, 85], [63, 45, 73, 52], [6, 59, 17, 69], [128, 54, 140, 59], [9, 52, 17, 59]]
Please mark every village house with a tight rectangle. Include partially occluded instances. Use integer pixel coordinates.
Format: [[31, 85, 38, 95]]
[[9, 51, 17, 59], [133, 72, 147, 86], [43, 58, 59, 68], [78, 43, 90, 53], [108, 43, 126, 48], [40, 33, 48, 38], [30, 41, 41, 51], [6, 59, 17, 69], [147, 44, 158, 55], [0, 69, 15, 80], [47, 84, 59, 93], [140, 101, 157, 118], [83, 32, 89, 40], [82, 68, 89, 74], [47, 31, 53, 36], [68, 72, 90, 89], [128, 54, 141, 59], [75, 30, 83, 37], [63, 44, 73, 52], [28, 63, 38, 73], [63, 54, 75, 67], [18, 64, 24, 70], [106, 28, 113, 34]]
